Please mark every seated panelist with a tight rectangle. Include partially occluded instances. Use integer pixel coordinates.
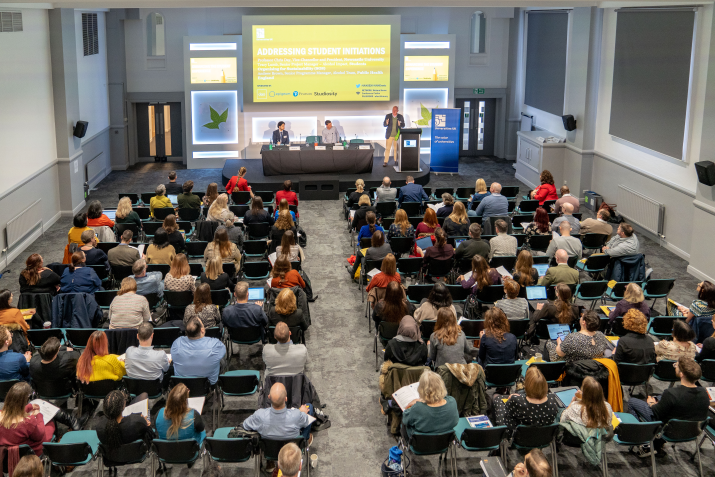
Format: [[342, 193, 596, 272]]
[[272, 121, 290, 145]]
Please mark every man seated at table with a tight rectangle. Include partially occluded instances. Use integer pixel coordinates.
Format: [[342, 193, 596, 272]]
[[321, 120, 339, 144], [263, 322, 307, 377], [272, 121, 290, 145], [171, 317, 226, 386], [242, 382, 314, 442]]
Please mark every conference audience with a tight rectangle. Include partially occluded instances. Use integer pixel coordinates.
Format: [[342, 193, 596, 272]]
[[467, 178, 490, 210], [613, 309, 656, 364], [107, 230, 141, 267], [125, 322, 170, 382], [222, 282, 268, 340], [29, 336, 80, 396], [478, 308, 517, 365], [0, 291, 28, 346], [413, 282, 456, 323], [276, 230, 305, 262], [512, 250, 539, 287], [475, 182, 509, 219], [384, 315, 427, 366], [177, 180, 202, 209], [489, 219, 518, 259], [349, 230, 392, 277], [15, 454, 44, 477], [678, 280, 715, 343], [608, 283, 651, 324], [602, 223, 639, 257], [530, 170, 558, 204], [347, 178, 369, 209], [351, 194, 376, 231], [269, 211, 297, 252], [200, 256, 235, 291], [204, 227, 241, 268], [243, 382, 314, 441], [164, 254, 196, 292], [274, 198, 296, 222], [654, 319, 697, 361], [183, 283, 220, 328], [263, 322, 307, 377], [207, 193, 232, 222], [442, 201, 469, 237], [171, 317, 226, 385], [559, 377, 612, 432], [225, 166, 254, 197], [271, 257, 306, 290], [416, 228, 454, 268], [108, 277, 151, 329], [60, 252, 102, 294], [553, 186, 580, 214], [372, 281, 415, 327], [454, 223, 490, 263], [547, 311, 609, 362], [76, 331, 126, 383], [551, 202, 581, 235], [415, 208, 441, 241], [513, 450, 553, 477], [0, 382, 56, 454], [146, 230, 176, 265], [95, 390, 153, 449], [150, 184, 172, 218], [365, 253, 401, 292], [157, 214, 186, 254], [428, 308, 473, 367], [458, 255, 501, 295], [357, 211, 384, 243], [275, 180, 299, 218], [164, 171, 183, 195], [435, 193, 455, 218], [79, 229, 110, 271], [529, 283, 579, 336], [696, 315, 715, 362], [398, 175, 429, 206], [67, 212, 91, 246], [133, 259, 164, 298], [494, 279, 529, 320], [495, 367, 559, 433], [0, 325, 31, 381], [580, 209, 613, 236], [155, 383, 206, 444], [268, 289, 308, 330], [277, 443, 303, 477], [523, 207, 551, 248], [538, 249, 579, 286], [243, 196, 274, 225], [387, 209, 415, 240], [545, 221, 583, 259], [374, 176, 397, 203], [87, 200, 115, 228], [401, 370, 459, 441], [116, 196, 142, 229], [19, 253, 60, 294], [203, 182, 219, 207]]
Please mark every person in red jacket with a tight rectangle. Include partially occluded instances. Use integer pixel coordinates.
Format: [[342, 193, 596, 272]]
[[275, 180, 299, 218], [530, 170, 558, 205], [366, 253, 401, 292], [270, 257, 306, 289], [86, 200, 115, 228], [225, 167, 254, 198]]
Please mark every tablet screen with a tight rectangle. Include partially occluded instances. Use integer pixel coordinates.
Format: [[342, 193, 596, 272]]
[[526, 286, 547, 300], [534, 264, 550, 277], [547, 323, 571, 341], [168, 195, 178, 205], [416, 236, 433, 250], [248, 288, 264, 301]]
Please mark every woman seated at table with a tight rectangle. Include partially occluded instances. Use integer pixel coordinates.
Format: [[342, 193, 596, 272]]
[[442, 201, 469, 237], [270, 256, 305, 290], [387, 209, 415, 240], [366, 253, 401, 293], [77, 331, 126, 383], [494, 279, 529, 320], [155, 383, 205, 445], [384, 315, 427, 366], [457, 254, 501, 295], [416, 228, 454, 268], [274, 198, 297, 222], [243, 196, 274, 226], [559, 377, 612, 442], [60, 252, 102, 294], [204, 228, 241, 269], [108, 277, 151, 329], [164, 254, 196, 293], [528, 284, 579, 338], [546, 311, 610, 362], [655, 319, 697, 362], [357, 211, 384, 244], [413, 282, 457, 323], [494, 367, 559, 434], [96, 390, 154, 449], [372, 281, 414, 327], [115, 196, 142, 229], [19, 254, 61, 295], [428, 308, 473, 368], [608, 283, 650, 324], [614, 309, 656, 364], [200, 256, 235, 291], [349, 230, 392, 278], [512, 250, 539, 288], [415, 209, 440, 242], [183, 283, 220, 329], [275, 230, 304, 262], [268, 288, 308, 331], [401, 370, 459, 442], [478, 308, 517, 365], [146, 230, 176, 265]]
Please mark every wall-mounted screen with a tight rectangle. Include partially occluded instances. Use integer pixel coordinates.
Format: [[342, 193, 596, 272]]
[[252, 24, 391, 102], [190, 58, 238, 84], [404, 56, 449, 82]]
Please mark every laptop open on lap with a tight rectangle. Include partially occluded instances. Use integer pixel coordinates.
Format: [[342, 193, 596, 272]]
[[247, 288, 264, 304]]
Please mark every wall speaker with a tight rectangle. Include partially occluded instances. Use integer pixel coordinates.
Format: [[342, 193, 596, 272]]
[[73, 121, 88, 138], [562, 115, 577, 131], [695, 161, 715, 186]]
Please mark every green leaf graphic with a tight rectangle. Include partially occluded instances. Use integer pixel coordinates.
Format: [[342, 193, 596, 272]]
[[416, 102, 432, 126], [203, 122, 220, 129], [219, 108, 228, 123], [202, 106, 229, 130], [210, 106, 220, 122]]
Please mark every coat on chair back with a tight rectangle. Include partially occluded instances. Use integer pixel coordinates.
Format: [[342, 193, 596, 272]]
[[51, 293, 103, 328], [606, 254, 645, 282], [379, 361, 428, 434], [437, 363, 488, 417], [259, 373, 322, 410]]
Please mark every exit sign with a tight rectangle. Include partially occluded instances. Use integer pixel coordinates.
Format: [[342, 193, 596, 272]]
[[474, 88, 485, 94]]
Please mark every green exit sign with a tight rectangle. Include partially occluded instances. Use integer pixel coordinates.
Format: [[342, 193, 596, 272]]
[[474, 88, 485, 94]]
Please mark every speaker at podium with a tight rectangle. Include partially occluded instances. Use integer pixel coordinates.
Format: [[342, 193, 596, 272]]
[[396, 128, 422, 173]]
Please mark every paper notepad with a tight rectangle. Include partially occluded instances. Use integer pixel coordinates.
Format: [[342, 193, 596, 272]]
[[463, 271, 473, 281], [466, 415, 492, 429], [267, 252, 277, 266], [392, 382, 420, 412], [188, 397, 205, 414], [496, 266, 513, 278], [367, 268, 381, 278], [707, 387, 715, 402], [30, 399, 60, 425], [600, 306, 616, 315], [123, 399, 149, 419], [137, 244, 146, 256]]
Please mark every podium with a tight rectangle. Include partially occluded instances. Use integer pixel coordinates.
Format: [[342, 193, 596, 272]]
[[395, 128, 422, 172]]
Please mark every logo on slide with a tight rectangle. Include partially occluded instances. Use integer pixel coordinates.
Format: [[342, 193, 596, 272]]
[[293, 91, 299, 97], [435, 114, 446, 128], [356, 84, 361, 88], [256, 28, 264, 39], [202, 106, 228, 130]]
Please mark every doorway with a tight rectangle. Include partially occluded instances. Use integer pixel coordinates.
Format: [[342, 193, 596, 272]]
[[456, 98, 496, 157], [135, 102, 183, 161]]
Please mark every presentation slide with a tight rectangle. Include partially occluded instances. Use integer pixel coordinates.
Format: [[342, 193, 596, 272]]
[[404, 56, 449, 81], [252, 24, 391, 102], [190, 58, 237, 84]]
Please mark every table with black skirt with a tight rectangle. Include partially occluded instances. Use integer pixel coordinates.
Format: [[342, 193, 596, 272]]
[[260, 144, 374, 176]]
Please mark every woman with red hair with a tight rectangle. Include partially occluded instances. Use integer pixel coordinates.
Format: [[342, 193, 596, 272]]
[[76, 331, 126, 383], [524, 207, 552, 249]]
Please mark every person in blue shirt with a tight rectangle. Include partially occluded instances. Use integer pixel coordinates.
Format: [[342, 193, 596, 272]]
[[243, 382, 314, 441], [170, 317, 226, 385], [475, 182, 509, 219], [132, 259, 164, 298], [60, 251, 102, 294], [274, 198, 297, 222], [0, 325, 31, 381], [155, 383, 206, 445], [357, 212, 384, 244], [222, 282, 269, 340], [398, 176, 428, 206], [272, 121, 290, 145]]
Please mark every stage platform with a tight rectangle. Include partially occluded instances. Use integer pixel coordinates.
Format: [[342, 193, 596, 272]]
[[221, 157, 430, 193]]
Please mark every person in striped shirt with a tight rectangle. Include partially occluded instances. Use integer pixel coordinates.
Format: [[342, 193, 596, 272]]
[[108, 277, 151, 329], [494, 279, 529, 320]]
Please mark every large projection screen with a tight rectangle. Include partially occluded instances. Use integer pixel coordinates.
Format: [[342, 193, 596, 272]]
[[242, 15, 400, 112]]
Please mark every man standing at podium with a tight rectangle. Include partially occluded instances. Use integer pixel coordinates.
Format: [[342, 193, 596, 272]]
[[272, 121, 290, 145], [383, 106, 405, 167]]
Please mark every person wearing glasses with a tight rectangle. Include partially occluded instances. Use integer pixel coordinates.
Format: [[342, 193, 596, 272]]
[[272, 121, 290, 145]]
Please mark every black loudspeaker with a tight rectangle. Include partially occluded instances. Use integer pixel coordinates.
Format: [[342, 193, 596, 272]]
[[562, 115, 577, 131], [73, 121, 88, 138], [695, 161, 715, 186]]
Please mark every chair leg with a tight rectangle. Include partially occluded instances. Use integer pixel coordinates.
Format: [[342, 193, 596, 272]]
[[551, 441, 558, 477], [696, 440, 703, 477], [650, 439, 657, 477], [151, 452, 156, 477], [601, 445, 608, 477]]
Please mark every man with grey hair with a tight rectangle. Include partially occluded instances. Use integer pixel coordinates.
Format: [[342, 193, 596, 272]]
[[242, 382, 314, 442], [278, 443, 302, 477], [150, 183, 172, 218], [374, 176, 397, 203], [221, 282, 268, 340], [475, 182, 509, 219], [133, 258, 164, 298], [488, 219, 517, 260], [263, 322, 307, 377], [546, 221, 583, 259], [551, 202, 580, 235], [455, 223, 490, 262], [538, 249, 579, 286]]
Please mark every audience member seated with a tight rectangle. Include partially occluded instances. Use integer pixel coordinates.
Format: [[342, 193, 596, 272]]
[[77, 331, 126, 383], [386, 209, 415, 240], [68, 212, 91, 246], [435, 193, 455, 218], [696, 316, 715, 362], [357, 211, 384, 244], [30, 336, 79, 395], [220, 216, 243, 246], [125, 322, 170, 383], [276, 230, 304, 262], [551, 202, 581, 235], [222, 282, 268, 339], [0, 291, 29, 347], [164, 171, 184, 195], [602, 223, 639, 257], [243, 196, 274, 226], [277, 443, 302, 477], [150, 184, 173, 219], [529, 283, 579, 337], [478, 308, 517, 365], [116, 196, 142, 229], [19, 253, 61, 295], [512, 449, 553, 477], [271, 256, 306, 290], [155, 383, 205, 444], [442, 201, 469, 237], [177, 180, 201, 209], [108, 231, 141, 267], [559, 377, 612, 448], [274, 198, 297, 222], [349, 230, 392, 278], [538, 250, 579, 287], [372, 281, 415, 327], [207, 193, 232, 223], [275, 180, 299, 218], [0, 326, 30, 381], [204, 227, 241, 269], [524, 208, 551, 249], [263, 322, 307, 377], [243, 382, 314, 442], [494, 367, 559, 434], [109, 277, 151, 329], [374, 176, 397, 204], [678, 280, 715, 343], [0, 382, 56, 454], [225, 166, 254, 198], [489, 219, 517, 259], [454, 224, 490, 264], [428, 308, 473, 367], [60, 252, 101, 294], [553, 186, 580, 214], [87, 200, 115, 228], [351, 195, 376, 231], [200, 256, 235, 291], [415, 209, 440, 242], [458, 255, 502, 295], [413, 282, 456, 323], [157, 215, 186, 254], [654, 319, 697, 361], [347, 178, 369, 209], [494, 279, 529, 320], [613, 309, 656, 364], [467, 178, 491, 213], [530, 170, 558, 204], [133, 259, 164, 298], [184, 283, 220, 329], [545, 222, 583, 259], [475, 182, 509, 219], [628, 357, 709, 458], [512, 250, 539, 288], [546, 311, 609, 362], [269, 211, 297, 251], [268, 289, 308, 331], [397, 176, 428, 206], [365, 253, 401, 293], [608, 283, 651, 324], [146, 230, 176, 265], [401, 370, 459, 441], [416, 228, 454, 268], [164, 254, 196, 293], [96, 390, 154, 449], [171, 317, 226, 385], [203, 183, 219, 208], [79, 229, 110, 272], [580, 209, 613, 236], [384, 316, 427, 366]]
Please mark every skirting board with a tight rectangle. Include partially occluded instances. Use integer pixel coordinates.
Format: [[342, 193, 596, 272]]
[[687, 265, 715, 284], [515, 172, 537, 190], [61, 200, 87, 218], [0, 210, 61, 271]]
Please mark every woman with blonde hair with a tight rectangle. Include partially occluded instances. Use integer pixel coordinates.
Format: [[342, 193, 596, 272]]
[[204, 227, 241, 268], [512, 250, 539, 287], [76, 331, 125, 383], [470, 178, 490, 202], [428, 308, 472, 368], [387, 209, 414, 240], [365, 253, 401, 292], [183, 283, 220, 328], [350, 194, 376, 231], [478, 308, 517, 365], [608, 282, 650, 324], [115, 196, 142, 229], [347, 178, 368, 209], [269, 210, 297, 252], [207, 193, 231, 222], [157, 214, 186, 254], [268, 288, 308, 330], [496, 367, 559, 433], [108, 277, 150, 329], [156, 383, 206, 444], [150, 184, 173, 218], [200, 256, 235, 290], [402, 370, 459, 441], [458, 254, 501, 295], [443, 201, 469, 236], [276, 230, 304, 262], [14, 455, 44, 477], [164, 253, 195, 292], [0, 382, 56, 454], [613, 309, 655, 364], [203, 182, 219, 207]]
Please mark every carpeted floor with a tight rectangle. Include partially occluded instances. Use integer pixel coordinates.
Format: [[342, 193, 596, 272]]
[[1, 156, 709, 477]]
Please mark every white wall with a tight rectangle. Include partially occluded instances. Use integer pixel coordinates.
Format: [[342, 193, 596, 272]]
[[75, 10, 110, 142]]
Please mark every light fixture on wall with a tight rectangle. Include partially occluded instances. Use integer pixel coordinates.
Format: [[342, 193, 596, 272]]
[[561, 115, 576, 131]]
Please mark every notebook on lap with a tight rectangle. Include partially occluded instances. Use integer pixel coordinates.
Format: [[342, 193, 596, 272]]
[[416, 236, 433, 250]]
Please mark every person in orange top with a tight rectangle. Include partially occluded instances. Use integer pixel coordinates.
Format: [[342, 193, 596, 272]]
[[0, 289, 30, 346], [68, 212, 91, 246], [225, 166, 254, 198], [275, 180, 299, 218], [86, 200, 115, 228], [530, 170, 558, 205], [270, 257, 305, 290], [366, 253, 401, 292]]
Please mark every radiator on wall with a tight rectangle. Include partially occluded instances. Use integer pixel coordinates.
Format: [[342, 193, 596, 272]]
[[86, 152, 105, 188], [6, 199, 43, 250], [616, 185, 665, 236]]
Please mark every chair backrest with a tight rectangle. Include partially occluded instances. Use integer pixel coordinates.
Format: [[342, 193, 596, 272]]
[[581, 233, 609, 248], [211, 289, 231, 307], [259, 438, 305, 461], [484, 364, 522, 386], [152, 327, 183, 348], [350, 138, 364, 144], [244, 240, 268, 255], [364, 259, 384, 276], [141, 192, 155, 204], [420, 320, 437, 338], [409, 431, 455, 455], [43, 442, 93, 466], [616, 363, 655, 386], [204, 327, 222, 340], [0, 380, 20, 401], [228, 325, 263, 344], [527, 234, 552, 251], [609, 281, 634, 300], [231, 191, 252, 205], [218, 373, 260, 395], [662, 419, 708, 442], [255, 191, 274, 203], [512, 423, 560, 448], [644, 278, 676, 296], [396, 257, 423, 276], [446, 284, 471, 303], [376, 201, 397, 216], [152, 439, 201, 463], [133, 207, 151, 220], [205, 437, 254, 462], [530, 361, 566, 383], [654, 359, 679, 381], [242, 261, 270, 278], [360, 237, 372, 249], [489, 255, 517, 272], [648, 316, 677, 335], [164, 290, 194, 307], [615, 421, 663, 445], [459, 319, 485, 339], [247, 222, 271, 238], [79, 379, 121, 399], [177, 208, 201, 221], [701, 359, 715, 381], [223, 262, 238, 278], [424, 257, 454, 277], [406, 284, 434, 303], [99, 439, 148, 467], [400, 202, 422, 216], [518, 200, 539, 212], [154, 208, 175, 221], [27, 328, 64, 348], [170, 376, 211, 397], [460, 426, 508, 450], [186, 241, 210, 256], [115, 223, 139, 237], [65, 328, 98, 348], [585, 254, 612, 269], [119, 193, 139, 204], [112, 265, 134, 282], [97, 242, 120, 254], [476, 285, 505, 304], [378, 321, 400, 342], [1, 445, 34, 472], [123, 377, 163, 398], [34, 375, 74, 398], [577, 281, 609, 299], [147, 263, 171, 279]]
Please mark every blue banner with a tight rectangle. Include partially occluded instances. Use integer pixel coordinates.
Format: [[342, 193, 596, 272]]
[[430, 108, 460, 173]]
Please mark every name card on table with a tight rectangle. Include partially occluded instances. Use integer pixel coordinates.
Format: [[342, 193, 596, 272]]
[[289, 146, 301, 151], [333, 145, 344, 150], [359, 145, 371, 150], [315, 146, 326, 150]]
